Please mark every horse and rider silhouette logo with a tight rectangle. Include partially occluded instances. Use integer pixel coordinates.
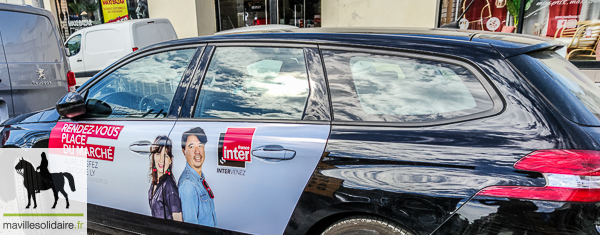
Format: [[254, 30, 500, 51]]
[[14, 152, 76, 209]]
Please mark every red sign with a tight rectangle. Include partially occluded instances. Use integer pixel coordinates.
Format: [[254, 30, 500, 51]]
[[222, 128, 255, 162], [49, 122, 123, 161]]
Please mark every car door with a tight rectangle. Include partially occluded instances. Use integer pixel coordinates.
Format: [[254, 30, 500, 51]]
[[47, 46, 204, 229], [66, 34, 85, 77], [167, 44, 331, 234]]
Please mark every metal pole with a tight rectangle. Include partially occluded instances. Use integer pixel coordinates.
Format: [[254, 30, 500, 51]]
[[294, 5, 296, 26], [303, 0, 305, 27], [265, 0, 268, 24], [516, 0, 526, 33], [217, 0, 222, 31], [455, 0, 461, 21]]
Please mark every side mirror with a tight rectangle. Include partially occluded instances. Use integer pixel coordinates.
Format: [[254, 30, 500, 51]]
[[85, 99, 112, 118], [65, 48, 71, 57], [56, 92, 86, 118]]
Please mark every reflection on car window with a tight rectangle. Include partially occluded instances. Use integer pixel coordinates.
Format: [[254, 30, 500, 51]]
[[66, 34, 81, 56], [324, 50, 494, 123], [194, 47, 309, 120], [86, 48, 197, 118]]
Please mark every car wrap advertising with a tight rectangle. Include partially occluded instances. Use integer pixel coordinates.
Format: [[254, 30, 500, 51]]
[[48, 122, 123, 161], [164, 123, 329, 234], [101, 0, 129, 23], [218, 128, 255, 168], [46, 120, 329, 234]]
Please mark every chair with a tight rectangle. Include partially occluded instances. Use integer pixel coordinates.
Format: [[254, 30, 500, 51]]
[[565, 22, 600, 60], [555, 20, 590, 39], [567, 35, 600, 60]]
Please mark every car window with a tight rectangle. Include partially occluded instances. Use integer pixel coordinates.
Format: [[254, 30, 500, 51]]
[[0, 10, 61, 63], [66, 34, 81, 56], [85, 48, 197, 118], [524, 50, 600, 125], [323, 50, 494, 123], [193, 47, 309, 120]]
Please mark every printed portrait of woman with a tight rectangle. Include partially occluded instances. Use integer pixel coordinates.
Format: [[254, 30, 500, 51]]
[[148, 135, 182, 221]]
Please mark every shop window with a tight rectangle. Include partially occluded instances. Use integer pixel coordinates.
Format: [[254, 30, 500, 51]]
[[215, 0, 321, 32], [461, 0, 510, 32], [440, 1, 600, 67], [523, 0, 600, 62]]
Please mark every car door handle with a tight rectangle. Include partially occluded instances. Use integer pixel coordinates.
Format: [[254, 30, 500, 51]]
[[77, 59, 82, 62], [252, 145, 296, 161], [129, 140, 152, 154]]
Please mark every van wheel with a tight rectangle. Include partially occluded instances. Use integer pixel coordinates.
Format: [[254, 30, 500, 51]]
[[321, 216, 414, 235]]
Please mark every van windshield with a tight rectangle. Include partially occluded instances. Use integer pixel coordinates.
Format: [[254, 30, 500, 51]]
[[527, 50, 600, 125]]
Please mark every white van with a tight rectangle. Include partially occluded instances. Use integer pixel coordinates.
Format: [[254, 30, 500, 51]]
[[64, 18, 177, 86]]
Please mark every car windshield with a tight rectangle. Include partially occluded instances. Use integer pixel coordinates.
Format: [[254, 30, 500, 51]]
[[529, 50, 600, 124]]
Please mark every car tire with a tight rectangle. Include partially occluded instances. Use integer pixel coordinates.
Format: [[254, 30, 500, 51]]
[[321, 216, 414, 235]]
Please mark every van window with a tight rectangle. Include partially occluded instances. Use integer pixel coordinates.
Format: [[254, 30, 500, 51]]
[[0, 32, 5, 63], [66, 34, 82, 56], [86, 29, 124, 54], [133, 24, 161, 48], [0, 10, 61, 63], [157, 22, 177, 41]]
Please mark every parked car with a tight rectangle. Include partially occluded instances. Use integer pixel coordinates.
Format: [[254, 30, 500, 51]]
[[64, 18, 177, 86], [2, 28, 600, 235], [0, 3, 73, 123]]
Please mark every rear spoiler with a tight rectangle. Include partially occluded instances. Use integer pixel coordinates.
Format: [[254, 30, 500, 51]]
[[470, 33, 564, 58]]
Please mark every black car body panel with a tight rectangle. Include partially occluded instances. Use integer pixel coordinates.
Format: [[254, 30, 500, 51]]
[[2, 28, 599, 235]]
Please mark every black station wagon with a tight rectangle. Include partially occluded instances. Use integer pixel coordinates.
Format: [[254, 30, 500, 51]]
[[1, 28, 600, 235]]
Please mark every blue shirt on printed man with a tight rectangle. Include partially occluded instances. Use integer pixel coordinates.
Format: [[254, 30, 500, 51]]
[[178, 163, 217, 227]]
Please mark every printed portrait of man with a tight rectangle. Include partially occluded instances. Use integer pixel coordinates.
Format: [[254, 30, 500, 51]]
[[178, 127, 217, 227]]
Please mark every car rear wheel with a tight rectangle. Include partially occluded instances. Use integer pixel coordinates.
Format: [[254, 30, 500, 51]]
[[321, 216, 414, 235]]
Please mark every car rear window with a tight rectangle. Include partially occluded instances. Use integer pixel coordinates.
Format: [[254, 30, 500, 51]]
[[0, 10, 61, 63], [323, 50, 495, 123], [134, 23, 161, 48], [523, 50, 600, 125]]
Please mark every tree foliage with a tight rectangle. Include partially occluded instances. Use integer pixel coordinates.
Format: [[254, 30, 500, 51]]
[[506, 0, 533, 25]]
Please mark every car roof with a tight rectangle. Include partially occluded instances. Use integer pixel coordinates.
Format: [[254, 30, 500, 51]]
[[146, 27, 563, 59], [0, 3, 54, 19], [214, 25, 299, 35]]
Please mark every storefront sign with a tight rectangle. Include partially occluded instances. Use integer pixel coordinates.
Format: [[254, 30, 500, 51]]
[[101, 0, 129, 23], [68, 20, 93, 27]]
